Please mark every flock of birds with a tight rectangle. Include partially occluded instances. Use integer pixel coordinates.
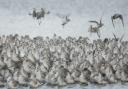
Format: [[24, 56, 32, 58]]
[[0, 34, 128, 88], [29, 8, 125, 38]]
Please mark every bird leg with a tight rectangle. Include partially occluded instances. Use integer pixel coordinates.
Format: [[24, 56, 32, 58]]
[[120, 15, 124, 28]]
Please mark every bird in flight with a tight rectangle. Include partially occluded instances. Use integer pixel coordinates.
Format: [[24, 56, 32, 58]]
[[61, 16, 71, 28], [88, 19, 104, 38], [56, 14, 71, 28], [89, 19, 104, 28], [111, 14, 124, 29]]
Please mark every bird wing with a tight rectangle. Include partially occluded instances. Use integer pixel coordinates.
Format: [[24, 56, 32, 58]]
[[56, 13, 65, 19], [97, 31, 101, 38], [56, 13, 70, 19], [113, 33, 117, 40], [111, 16, 115, 29], [89, 21, 99, 25], [100, 19, 102, 24], [120, 15, 124, 27], [66, 16, 71, 22], [66, 16, 68, 20]]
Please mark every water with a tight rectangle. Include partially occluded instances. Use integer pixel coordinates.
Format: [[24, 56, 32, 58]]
[[26, 83, 128, 89], [1, 82, 128, 89]]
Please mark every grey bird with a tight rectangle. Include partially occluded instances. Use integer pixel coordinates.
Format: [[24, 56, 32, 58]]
[[29, 8, 50, 25], [89, 19, 104, 28], [62, 16, 71, 28], [88, 19, 104, 38], [29, 8, 37, 19], [111, 14, 124, 29]]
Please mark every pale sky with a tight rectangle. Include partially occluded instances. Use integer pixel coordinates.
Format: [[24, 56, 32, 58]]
[[0, 0, 128, 16], [0, 0, 127, 39]]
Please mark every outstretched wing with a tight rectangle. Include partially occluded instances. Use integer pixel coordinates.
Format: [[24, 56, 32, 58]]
[[66, 16, 71, 22], [113, 33, 117, 40], [66, 16, 68, 20], [97, 31, 101, 38], [100, 19, 102, 24], [89, 21, 99, 25], [111, 16, 115, 29], [120, 15, 124, 28], [56, 13, 66, 19]]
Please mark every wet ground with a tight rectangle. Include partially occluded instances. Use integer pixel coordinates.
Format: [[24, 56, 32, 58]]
[[2, 83, 127, 89]]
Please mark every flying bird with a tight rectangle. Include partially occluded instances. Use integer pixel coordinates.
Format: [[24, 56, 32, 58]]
[[29, 8, 37, 19], [88, 19, 104, 38], [111, 14, 124, 29], [61, 16, 71, 28], [56, 14, 71, 28], [29, 8, 50, 25], [89, 19, 104, 28]]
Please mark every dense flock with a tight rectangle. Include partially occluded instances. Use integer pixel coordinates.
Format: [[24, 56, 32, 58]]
[[0, 34, 128, 88]]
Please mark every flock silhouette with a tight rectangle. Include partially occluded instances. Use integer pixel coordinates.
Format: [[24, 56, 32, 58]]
[[29, 8, 125, 38], [0, 33, 127, 88]]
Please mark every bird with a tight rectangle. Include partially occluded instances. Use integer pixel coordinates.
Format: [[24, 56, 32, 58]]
[[88, 25, 101, 38], [111, 14, 124, 28], [112, 33, 118, 41], [29, 8, 50, 25], [62, 16, 71, 28], [88, 19, 104, 38], [89, 19, 104, 28], [18, 74, 29, 87], [7, 76, 19, 89], [57, 14, 71, 28], [65, 72, 74, 84], [29, 8, 37, 19]]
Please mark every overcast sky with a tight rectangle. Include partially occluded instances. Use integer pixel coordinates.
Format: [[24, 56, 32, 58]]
[[0, 0, 128, 16]]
